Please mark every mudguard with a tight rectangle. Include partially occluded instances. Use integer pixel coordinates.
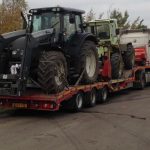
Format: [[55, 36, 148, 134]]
[[65, 32, 97, 56], [0, 30, 26, 50]]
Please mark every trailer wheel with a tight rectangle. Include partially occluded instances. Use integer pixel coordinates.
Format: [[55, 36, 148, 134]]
[[65, 92, 84, 112], [133, 70, 146, 90], [97, 87, 108, 103], [85, 89, 97, 107]]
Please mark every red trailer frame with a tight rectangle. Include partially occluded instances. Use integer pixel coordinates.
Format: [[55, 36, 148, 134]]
[[0, 66, 150, 111]]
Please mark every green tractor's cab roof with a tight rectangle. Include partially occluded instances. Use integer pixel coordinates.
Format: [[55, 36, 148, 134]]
[[29, 7, 85, 14]]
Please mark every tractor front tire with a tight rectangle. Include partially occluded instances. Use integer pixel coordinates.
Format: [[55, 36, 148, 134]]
[[37, 51, 67, 93]]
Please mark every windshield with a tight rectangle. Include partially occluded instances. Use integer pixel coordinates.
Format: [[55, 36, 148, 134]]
[[97, 24, 110, 39], [32, 12, 60, 33]]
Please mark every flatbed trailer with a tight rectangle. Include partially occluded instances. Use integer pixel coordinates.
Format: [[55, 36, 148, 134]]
[[0, 66, 150, 112]]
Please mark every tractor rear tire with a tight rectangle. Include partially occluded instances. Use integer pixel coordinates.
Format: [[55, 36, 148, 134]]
[[111, 53, 123, 79], [74, 41, 99, 84], [123, 45, 135, 70], [37, 51, 67, 93]]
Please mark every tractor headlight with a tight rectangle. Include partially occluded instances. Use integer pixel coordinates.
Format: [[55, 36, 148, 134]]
[[12, 50, 17, 55], [12, 49, 24, 56]]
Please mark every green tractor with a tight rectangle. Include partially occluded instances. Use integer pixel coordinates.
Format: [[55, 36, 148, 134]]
[[87, 19, 135, 79]]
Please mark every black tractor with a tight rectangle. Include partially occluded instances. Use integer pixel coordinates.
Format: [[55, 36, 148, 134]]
[[0, 7, 99, 96]]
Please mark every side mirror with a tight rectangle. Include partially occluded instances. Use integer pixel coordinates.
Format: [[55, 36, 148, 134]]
[[116, 29, 120, 35], [69, 14, 75, 24]]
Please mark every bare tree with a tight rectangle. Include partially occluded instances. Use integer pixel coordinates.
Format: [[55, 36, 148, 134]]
[[110, 9, 147, 29], [0, 0, 28, 34], [85, 9, 96, 22], [98, 12, 104, 19]]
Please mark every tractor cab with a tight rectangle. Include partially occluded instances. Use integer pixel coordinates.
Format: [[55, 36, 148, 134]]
[[27, 7, 85, 43], [87, 19, 119, 45], [87, 19, 120, 65]]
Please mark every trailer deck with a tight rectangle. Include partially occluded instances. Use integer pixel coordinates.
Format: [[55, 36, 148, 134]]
[[0, 66, 150, 111], [0, 79, 135, 111]]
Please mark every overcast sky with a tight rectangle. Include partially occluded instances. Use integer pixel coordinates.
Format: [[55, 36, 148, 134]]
[[26, 0, 150, 27], [0, 0, 150, 27]]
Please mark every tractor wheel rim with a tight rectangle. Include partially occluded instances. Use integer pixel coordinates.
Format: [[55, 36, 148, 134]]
[[86, 51, 96, 78], [55, 63, 65, 86], [132, 55, 135, 66], [91, 91, 96, 104], [76, 94, 83, 109], [102, 89, 107, 101], [119, 69, 122, 77], [119, 63, 123, 78]]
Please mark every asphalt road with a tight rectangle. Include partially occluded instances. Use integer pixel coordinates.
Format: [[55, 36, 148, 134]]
[[0, 87, 150, 150]]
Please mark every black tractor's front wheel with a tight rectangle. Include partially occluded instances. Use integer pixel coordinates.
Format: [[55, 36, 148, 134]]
[[37, 51, 67, 93]]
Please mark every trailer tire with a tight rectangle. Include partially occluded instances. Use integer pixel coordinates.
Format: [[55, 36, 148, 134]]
[[97, 87, 108, 103], [64, 92, 84, 112], [123, 45, 135, 69], [85, 89, 97, 107], [133, 70, 146, 90], [111, 53, 123, 79], [37, 51, 67, 93]]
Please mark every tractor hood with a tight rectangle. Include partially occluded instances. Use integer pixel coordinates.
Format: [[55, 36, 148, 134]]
[[0, 30, 26, 50], [11, 36, 26, 53], [1, 28, 55, 53]]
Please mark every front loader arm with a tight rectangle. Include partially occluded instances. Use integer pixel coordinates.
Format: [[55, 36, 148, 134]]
[[17, 29, 54, 95]]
